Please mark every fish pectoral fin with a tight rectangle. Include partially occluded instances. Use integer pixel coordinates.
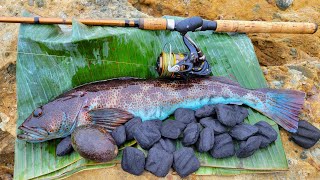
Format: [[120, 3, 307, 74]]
[[89, 108, 134, 130]]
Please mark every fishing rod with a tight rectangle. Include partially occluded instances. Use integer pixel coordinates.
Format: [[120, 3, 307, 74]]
[[1, 16, 317, 78]]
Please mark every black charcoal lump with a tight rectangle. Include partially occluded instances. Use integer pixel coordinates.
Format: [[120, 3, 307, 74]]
[[121, 147, 145, 176], [291, 120, 320, 149], [254, 121, 277, 148], [229, 124, 258, 140], [133, 120, 161, 150], [215, 104, 248, 127], [173, 147, 200, 178], [199, 117, 227, 134], [145, 147, 173, 177], [210, 133, 235, 158], [174, 108, 197, 124], [111, 125, 126, 146], [125, 117, 142, 140], [182, 123, 201, 146], [153, 138, 176, 153], [161, 120, 186, 139], [236, 136, 261, 158], [195, 105, 216, 119], [148, 119, 162, 130], [196, 127, 215, 152], [56, 136, 74, 156]]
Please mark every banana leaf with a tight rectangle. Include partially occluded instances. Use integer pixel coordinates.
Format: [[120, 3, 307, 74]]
[[14, 16, 288, 180]]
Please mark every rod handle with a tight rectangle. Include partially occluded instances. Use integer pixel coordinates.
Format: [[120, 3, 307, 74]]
[[139, 18, 167, 30], [215, 20, 318, 34]]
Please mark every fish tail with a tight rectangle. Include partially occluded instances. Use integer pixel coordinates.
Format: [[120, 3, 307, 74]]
[[256, 88, 305, 133]]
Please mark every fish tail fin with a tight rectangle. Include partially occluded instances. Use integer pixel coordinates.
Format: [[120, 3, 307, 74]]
[[256, 88, 305, 133]]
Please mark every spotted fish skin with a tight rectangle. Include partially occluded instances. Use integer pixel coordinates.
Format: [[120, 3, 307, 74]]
[[18, 77, 305, 143]]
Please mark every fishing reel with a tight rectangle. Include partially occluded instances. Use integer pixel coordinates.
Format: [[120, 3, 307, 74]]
[[156, 17, 212, 79]]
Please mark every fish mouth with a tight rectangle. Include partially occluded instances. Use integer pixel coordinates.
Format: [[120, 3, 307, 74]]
[[17, 125, 49, 143]]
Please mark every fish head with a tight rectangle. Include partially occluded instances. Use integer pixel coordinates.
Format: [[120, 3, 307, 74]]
[[17, 93, 85, 143]]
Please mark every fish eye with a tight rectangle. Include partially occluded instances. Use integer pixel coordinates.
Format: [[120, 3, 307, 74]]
[[33, 107, 43, 117]]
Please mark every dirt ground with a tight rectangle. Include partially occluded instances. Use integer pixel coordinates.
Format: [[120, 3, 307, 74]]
[[0, 0, 319, 179]]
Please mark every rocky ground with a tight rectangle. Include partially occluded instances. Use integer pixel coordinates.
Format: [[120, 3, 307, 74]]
[[0, 0, 319, 179]]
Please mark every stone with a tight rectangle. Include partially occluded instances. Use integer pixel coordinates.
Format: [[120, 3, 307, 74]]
[[145, 147, 173, 177], [124, 117, 142, 140], [229, 124, 259, 141], [152, 138, 176, 153], [196, 127, 215, 152], [182, 123, 201, 146], [195, 105, 216, 119], [121, 147, 145, 176], [276, 0, 294, 10], [133, 120, 161, 150], [254, 121, 277, 148], [236, 136, 261, 158], [173, 147, 200, 178], [160, 120, 186, 139], [210, 133, 235, 158], [174, 108, 196, 125], [199, 117, 228, 134], [111, 125, 126, 146]]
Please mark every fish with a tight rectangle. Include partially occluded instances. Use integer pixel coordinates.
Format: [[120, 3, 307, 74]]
[[17, 76, 305, 143]]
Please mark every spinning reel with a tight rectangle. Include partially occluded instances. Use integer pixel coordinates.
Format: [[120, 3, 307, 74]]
[[156, 17, 212, 79]]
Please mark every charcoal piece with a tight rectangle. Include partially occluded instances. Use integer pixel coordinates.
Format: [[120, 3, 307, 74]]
[[111, 125, 126, 146], [161, 120, 186, 139], [173, 147, 200, 178], [182, 123, 201, 146], [149, 119, 162, 130], [133, 120, 161, 150], [196, 127, 215, 152], [56, 136, 74, 156], [174, 108, 196, 124], [236, 136, 261, 158], [215, 104, 239, 127], [199, 117, 227, 134], [229, 124, 258, 140], [210, 133, 235, 158], [291, 120, 320, 149], [195, 105, 216, 119], [125, 117, 142, 140], [121, 147, 145, 176], [153, 138, 176, 153], [234, 106, 249, 124], [145, 147, 173, 177], [254, 121, 277, 148]]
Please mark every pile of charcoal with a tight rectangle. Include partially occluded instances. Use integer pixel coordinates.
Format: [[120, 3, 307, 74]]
[[111, 104, 279, 177]]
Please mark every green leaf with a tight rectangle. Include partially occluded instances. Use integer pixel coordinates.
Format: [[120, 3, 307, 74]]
[[14, 16, 287, 179]]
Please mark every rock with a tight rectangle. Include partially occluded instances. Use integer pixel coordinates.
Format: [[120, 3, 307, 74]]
[[174, 108, 196, 125], [56, 136, 74, 156], [229, 124, 259, 141], [124, 117, 142, 140], [173, 147, 200, 178], [291, 120, 320, 149], [71, 125, 118, 162], [0, 112, 9, 132], [195, 105, 216, 119], [196, 127, 215, 152], [28, 0, 34, 6], [121, 147, 145, 176], [276, 0, 294, 10], [111, 125, 126, 146], [254, 121, 278, 148], [199, 117, 227, 134], [35, 0, 45, 8], [182, 123, 201, 146], [152, 138, 176, 153], [210, 133, 235, 158], [133, 120, 161, 150], [236, 136, 261, 158], [160, 120, 186, 139], [145, 147, 173, 177]]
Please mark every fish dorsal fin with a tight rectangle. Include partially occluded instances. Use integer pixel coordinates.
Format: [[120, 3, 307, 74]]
[[89, 108, 134, 131], [210, 76, 242, 87]]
